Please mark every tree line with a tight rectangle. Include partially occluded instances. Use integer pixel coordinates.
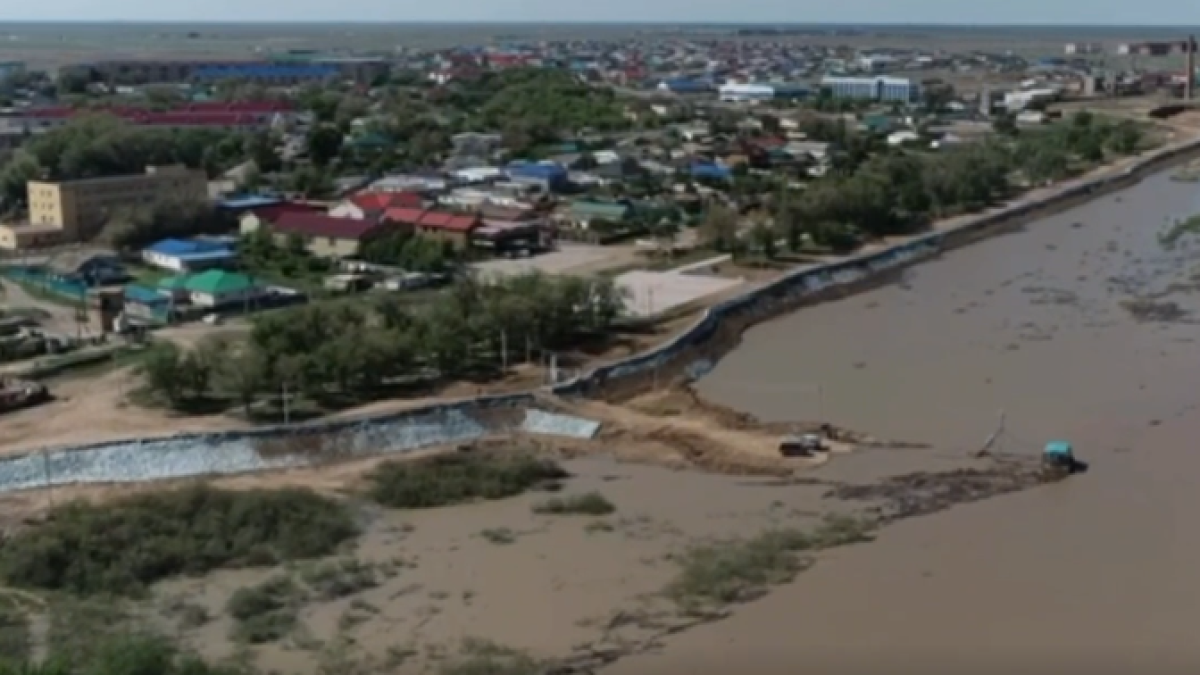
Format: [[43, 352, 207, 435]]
[[138, 273, 626, 413], [699, 111, 1147, 253], [0, 114, 279, 212]]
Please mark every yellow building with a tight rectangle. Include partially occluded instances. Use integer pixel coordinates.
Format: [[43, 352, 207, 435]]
[[26, 165, 207, 241]]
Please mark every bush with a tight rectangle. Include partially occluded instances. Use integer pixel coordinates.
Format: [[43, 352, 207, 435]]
[[0, 598, 30, 665], [531, 492, 615, 516], [438, 638, 543, 675], [667, 515, 873, 611], [0, 485, 358, 596], [366, 454, 569, 509], [299, 558, 379, 600], [0, 632, 248, 675], [227, 575, 303, 644]]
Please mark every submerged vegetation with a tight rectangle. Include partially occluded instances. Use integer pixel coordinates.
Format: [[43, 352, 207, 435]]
[[1157, 213, 1200, 250], [0, 486, 358, 596], [366, 453, 569, 509], [667, 515, 875, 612]]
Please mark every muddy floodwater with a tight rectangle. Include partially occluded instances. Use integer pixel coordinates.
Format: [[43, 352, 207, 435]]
[[608, 171, 1200, 673]]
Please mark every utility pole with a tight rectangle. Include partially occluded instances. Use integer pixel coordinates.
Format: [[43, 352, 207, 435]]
[[43, 448, 53, 507], [500, 330, 508, 371], [282, 381, 291, 425]]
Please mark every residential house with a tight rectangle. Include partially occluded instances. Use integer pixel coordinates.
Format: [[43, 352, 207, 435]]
[[268, 212, 395, 259], [690, 162, 734, 181], [864, 114, 902, 134], [142, 238, 237, 273], [383, 208, 480, 248], [565, 199, 633, 229], [44, 248, 127, 286], [182, 270, 268, 308], [506, 162, 569, 192], [328, 191, 424, 220], [238, 202, 326, 236], [478, 203, 537, 222]]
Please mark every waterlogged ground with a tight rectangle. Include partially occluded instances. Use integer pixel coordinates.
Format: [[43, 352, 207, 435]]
[[597, 170, 1200, 671]]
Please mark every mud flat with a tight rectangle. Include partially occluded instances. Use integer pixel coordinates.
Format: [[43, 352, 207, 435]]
[[601, 169, 1200, 672]]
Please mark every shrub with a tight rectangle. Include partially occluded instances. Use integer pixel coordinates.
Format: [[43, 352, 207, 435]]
[[438, 638, 543, 675], [299, 558, 379, 600], [0, 485, 358, 596], [0, 632, 246, 675], [531, 492, 615, 516], [0, 598, 30, 665], [227, 575, 304, 644], [478, 528, 517, 545], [366, 454, 569, 509]]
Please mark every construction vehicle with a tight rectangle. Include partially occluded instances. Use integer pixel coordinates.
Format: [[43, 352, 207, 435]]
[[779, 433, 826, 457], [1042, 440, 1087, 480]]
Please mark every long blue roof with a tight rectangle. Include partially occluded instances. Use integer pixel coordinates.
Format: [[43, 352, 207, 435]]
[[194, 65, 338, 79], [145, 238, 234, 258]]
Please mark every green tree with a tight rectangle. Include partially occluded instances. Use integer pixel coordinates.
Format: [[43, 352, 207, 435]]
[[307, 125, 344, 167], [698, 204, 740, 252], [138, 343, 187, 405]]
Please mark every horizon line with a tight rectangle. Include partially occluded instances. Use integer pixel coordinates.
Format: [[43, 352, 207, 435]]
[[0, 20, 1198, 28]]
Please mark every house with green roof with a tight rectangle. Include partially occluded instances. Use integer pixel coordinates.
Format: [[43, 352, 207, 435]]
[[181, 270, 267, 309], [565, 199, 634, 230]]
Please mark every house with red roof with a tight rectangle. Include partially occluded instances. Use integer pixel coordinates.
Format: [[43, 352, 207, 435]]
[[382, 208, 480, 248], [328, 191, 425, 221], [238, 202, 325, 237], [242, 209, 394, 259]]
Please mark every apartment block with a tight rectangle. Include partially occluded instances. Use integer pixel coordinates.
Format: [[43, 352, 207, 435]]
[[27, 165, 207, 241], [820, 75, 921, 103]]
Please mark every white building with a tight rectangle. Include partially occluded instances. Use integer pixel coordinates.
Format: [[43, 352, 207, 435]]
[[719, 83, 775, 102]]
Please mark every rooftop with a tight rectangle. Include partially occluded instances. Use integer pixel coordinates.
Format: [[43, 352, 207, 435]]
[[184, 270, 258, 295], [272, 212, 383, 240]]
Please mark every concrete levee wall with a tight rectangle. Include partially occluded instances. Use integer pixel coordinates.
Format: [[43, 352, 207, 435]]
[[0, 393, 536, 493], [2, 137, 1198, 494]]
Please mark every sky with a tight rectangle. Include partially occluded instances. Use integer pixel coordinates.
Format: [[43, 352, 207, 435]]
[[1, 0, 1198, 25]]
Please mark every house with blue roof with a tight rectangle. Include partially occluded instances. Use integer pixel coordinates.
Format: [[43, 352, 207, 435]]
[[690, 162, 733, 181], [142, 238, 237, 274]]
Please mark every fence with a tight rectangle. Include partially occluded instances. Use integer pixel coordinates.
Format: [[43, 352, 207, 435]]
[[1, 136, 1198, 493], [1, 267, 87, 303]]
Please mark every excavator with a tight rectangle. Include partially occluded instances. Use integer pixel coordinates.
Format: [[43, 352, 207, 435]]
[[1041, 440, 1087, 481]]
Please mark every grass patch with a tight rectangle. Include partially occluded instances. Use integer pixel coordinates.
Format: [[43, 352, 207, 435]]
[[366, 453, 569, 509], [0, 485, 359, 596], [299, 558, 379, 601], [30, 632, 238, 675], [666, 515, 874, 611], [0, 597, 31, 664], [478, 528, 518, 545], [532, 492, 616, 516], [227, 574, 306, 644], [45, 595, 142, 669], [438, 637, 544, 675]]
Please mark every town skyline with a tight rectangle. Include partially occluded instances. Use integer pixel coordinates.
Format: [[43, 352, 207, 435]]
[[2, 0, 1200, 26]]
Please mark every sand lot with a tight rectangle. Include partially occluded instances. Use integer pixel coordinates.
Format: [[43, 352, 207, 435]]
[[614, 270, 745, 318]]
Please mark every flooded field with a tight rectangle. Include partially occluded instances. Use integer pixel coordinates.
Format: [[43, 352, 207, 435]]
[[604, 170, 1200, 671]]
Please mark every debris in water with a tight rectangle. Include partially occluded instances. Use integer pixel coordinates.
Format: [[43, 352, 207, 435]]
[[1120, 298, 1188, 323]]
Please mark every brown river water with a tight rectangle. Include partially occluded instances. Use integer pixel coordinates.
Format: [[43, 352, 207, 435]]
[[607, 170, 1200, 673]]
